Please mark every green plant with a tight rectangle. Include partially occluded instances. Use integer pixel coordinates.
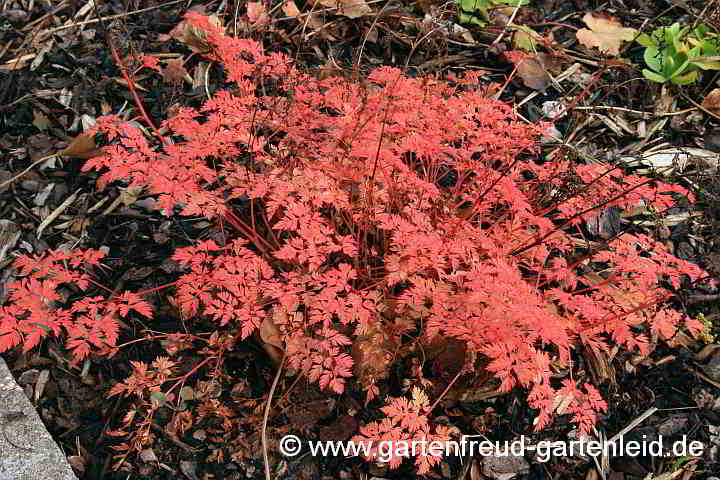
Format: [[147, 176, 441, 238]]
[[457, 0, 529, 26], [636, 22, 720, 84], [694, 312, 716, 343]]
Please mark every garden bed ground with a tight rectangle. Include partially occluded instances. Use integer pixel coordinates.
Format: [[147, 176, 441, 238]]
[[1, 0, 720, 479]]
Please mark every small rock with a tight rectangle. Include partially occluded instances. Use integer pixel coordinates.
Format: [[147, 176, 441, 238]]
[[482, 449, 530, 480]]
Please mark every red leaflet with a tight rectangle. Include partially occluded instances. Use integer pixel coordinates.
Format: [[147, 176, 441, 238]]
[[1, 12, 711, 475], [0, 249, 152, 362]]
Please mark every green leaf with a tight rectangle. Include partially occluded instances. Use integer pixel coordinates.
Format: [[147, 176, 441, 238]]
[[458, 11, 485, 25], [644, 47, 664, 72], [669, 56, 692, 78], [671, 70, 698, 85], [150, 391, 167, 407], [693, 59, 720, 70], [635, 33, 656, 47], [460, 0, 484, 11], [642, 69, 669, 83], [694, 24, 713, 38], [512, 26, 538, 51], [664, 25, 677, 44], [688, 45, 703, 57], [700, 40, 720, 56]]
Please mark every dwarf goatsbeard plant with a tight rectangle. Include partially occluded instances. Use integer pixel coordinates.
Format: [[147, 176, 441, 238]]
[[0, 12, 708, 474]]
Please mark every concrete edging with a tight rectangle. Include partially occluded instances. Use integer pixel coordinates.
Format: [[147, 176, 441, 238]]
[[0, 357, 78, 480]]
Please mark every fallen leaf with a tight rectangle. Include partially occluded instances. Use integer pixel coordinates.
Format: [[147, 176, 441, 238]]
[[351, 322, 397, 393], [162, 58, 190, 84], [260, 313, 283, 350], [700, 348, 720, 381], [449, 22, 475, 43], [576, 12, 637, 56], [507, 51, 550, 91], [284, 0, 331, 34], [517, 57, 548, 90], [169, 13, 224, 53], [258, 309, 285, 365], [60, 132, 103, 159], [512, 26, 541, 52], [247, 2, 270, 27], [703, 88, 720, 116], [32, 110, 51, 131], [619, 147, 718, 176], [314, 0, 372, 18], [117, 186, 144, 207], [66, 455, 86, 474], [0, 220, 21, 263], [580, 272, 648, 310], [282, 0, 301, 16]]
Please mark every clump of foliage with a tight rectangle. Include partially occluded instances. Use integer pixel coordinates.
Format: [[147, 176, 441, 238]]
[[637, 22, 720, 84], [0, 12, 709, 474], [456, 0, 529, 26]]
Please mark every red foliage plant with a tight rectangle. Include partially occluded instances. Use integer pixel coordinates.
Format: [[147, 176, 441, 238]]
[[0, 12, 709, 474]]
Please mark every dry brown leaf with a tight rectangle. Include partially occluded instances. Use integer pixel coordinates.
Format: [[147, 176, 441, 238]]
[[0, 220, 21, 262], [283, 0, 330, 35], [696, 344, 720, 362], [581, 272, 649, 310], [314, 0, 372, 18], [282, 0, 301, 16], [351, 321, 397, 395], [247, 2, 270, 27], [702, 88, 720, 116], [117, 186, 144, 207], [169, 13, 224, 53], [32, 110, 51, 131], [260, 313, 284, 350], [583, 344, 613, 384], [60, 132, 103, 159], [258, 309, 285, 365], [576, 12, 637, 56], [515, 55, 550, 91], [162, 58, 190, 84]]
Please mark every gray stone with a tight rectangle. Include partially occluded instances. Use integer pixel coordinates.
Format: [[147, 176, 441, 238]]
[[0, 357, 78, 480], [481, 442, 530, 480]]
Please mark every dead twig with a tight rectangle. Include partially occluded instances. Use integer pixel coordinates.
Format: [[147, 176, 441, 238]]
[[262, 354, 286, 480], [0, 154, 57, 192]]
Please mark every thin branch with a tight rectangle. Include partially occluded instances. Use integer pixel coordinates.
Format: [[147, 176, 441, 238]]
[[263, 354, 286, 480]]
